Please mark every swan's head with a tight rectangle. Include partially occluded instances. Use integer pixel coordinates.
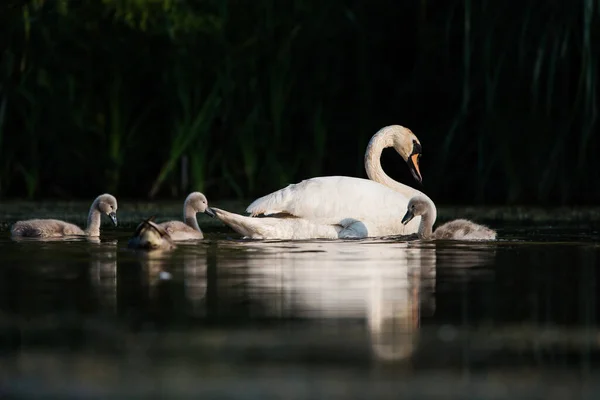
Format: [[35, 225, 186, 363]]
[[391, 126, 423, 184], [371, 125, 423, 184], [185, 192, 216, 218], [401, 196, 431, 225], [95, 193, 118, 226]]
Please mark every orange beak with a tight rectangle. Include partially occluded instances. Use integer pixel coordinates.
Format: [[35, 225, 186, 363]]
[[409, 153, 422, 183]]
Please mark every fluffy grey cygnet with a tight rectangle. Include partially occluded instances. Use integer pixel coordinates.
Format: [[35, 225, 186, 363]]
[[401, 196, 497, 241], [11, 193, 118, 238]]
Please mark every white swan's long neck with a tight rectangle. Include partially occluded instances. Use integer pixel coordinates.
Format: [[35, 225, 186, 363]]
[[85, 202, 102, 237], [418, 200, 437, 239], [184, 203, 201, 232], [364, 128, 417, 198]]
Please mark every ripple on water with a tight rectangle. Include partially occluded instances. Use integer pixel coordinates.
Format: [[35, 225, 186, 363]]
[[0, 215, 599, 397]]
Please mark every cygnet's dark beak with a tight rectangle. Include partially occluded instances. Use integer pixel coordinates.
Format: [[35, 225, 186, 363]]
[[108, 212, 118, 227], [401, 210, 414, 225], [204, 207, 216, 218]]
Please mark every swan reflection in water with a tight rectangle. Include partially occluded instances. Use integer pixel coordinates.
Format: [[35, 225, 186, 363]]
[[216, 237, 496, 362], [88, 235, 496, 363], [216, 238, 439, 362], [180, 245, 208, 316], [89, 242, 208, 316], [88, 240, 119, 314]]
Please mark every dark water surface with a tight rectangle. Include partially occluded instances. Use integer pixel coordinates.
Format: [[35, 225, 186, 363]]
[[1, 203, 600, 399]]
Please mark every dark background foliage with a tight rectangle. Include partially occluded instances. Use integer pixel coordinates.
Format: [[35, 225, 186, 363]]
[[0, 0, 598, 205]]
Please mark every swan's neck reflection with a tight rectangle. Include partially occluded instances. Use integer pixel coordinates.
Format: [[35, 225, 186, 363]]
[[368, 265, 422, 362], [89, 242, 118, 314], [183, 251, 207, 316], [90, 242, 208, 317], [218, 240, 437, 362]]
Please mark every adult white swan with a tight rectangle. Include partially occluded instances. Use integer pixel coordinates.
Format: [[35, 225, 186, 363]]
[[214, 125, 431, 239]]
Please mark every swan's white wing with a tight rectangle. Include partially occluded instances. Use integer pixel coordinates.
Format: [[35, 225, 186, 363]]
[[246, 176, 423, 225]]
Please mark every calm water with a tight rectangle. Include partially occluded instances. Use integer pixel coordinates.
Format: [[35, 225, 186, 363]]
[[1, 210, 600, 398]]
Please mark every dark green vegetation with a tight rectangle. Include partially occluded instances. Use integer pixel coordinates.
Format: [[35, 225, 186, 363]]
[[1, 0, 598, 205]]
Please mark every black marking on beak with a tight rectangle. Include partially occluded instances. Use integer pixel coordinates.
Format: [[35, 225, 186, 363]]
[[108, 212, 118, 227], [407, 141, 423, 184], [204, 207, 216, 218], [401, 210, 414, 225]]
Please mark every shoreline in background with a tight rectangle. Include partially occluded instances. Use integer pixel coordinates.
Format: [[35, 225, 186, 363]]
[[1, 200, 600, 232]]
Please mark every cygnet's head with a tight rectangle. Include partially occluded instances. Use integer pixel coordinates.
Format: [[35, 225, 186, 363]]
[[129, 217, 175, 250], [94, 193, 118, 226], [185, 192, 216, 217], [401, 196, 430, 225]]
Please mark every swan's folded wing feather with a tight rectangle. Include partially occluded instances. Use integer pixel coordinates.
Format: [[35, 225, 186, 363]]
[[11, 221, 44, 237], [246, 176, 419, 224], [11, 219, 84, 237], [246, 186, 291, 217]]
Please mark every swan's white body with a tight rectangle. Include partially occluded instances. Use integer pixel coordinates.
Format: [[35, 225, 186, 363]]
[[215, 125, 429, 240], [217, 177, 426, 239], [212, 207, 342, 240], [246, 176, 422, 225]]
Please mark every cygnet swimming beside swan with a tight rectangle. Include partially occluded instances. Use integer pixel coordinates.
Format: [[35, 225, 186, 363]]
[[401, 196, 497, 241]]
